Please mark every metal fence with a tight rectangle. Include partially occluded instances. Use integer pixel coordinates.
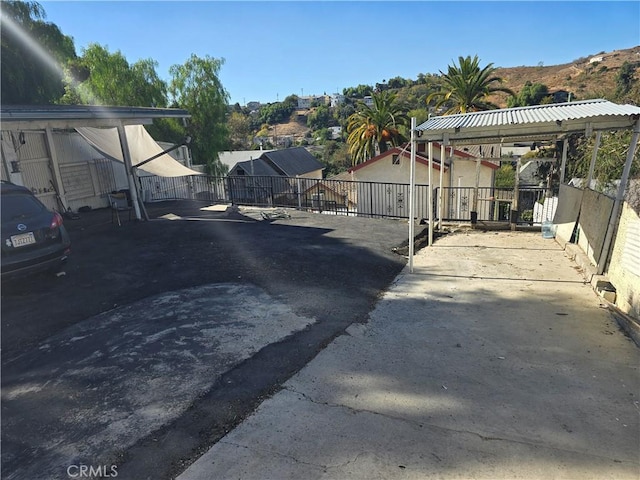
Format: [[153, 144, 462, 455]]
[[139, 174, 548, 224], [435, 186, 549, 223]]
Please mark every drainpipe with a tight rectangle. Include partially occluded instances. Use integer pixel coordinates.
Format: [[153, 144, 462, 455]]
[[597, 117, 640, 275]]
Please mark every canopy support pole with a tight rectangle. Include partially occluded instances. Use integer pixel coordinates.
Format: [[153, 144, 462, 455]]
[[408, 117, 417, 273], [117, 124, 142, 221], [44, 127, 71, 213], [597, 117, 640, 275]]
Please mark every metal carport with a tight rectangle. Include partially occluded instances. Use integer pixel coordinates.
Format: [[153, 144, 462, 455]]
[[408, 99, 640, 273], [0, 104, 191, 220]]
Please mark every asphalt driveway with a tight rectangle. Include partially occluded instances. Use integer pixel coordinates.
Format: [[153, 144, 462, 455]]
[[1, 201, 412, 479]]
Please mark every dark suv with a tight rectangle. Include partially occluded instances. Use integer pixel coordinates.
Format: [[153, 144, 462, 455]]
[[1, 181, 71, 280]]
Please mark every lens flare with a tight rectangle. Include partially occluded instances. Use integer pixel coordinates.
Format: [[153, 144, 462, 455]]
[[2, 13, 102, 105]]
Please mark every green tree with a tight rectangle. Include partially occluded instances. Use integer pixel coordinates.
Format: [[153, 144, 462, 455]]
[[427, 55, 515, 114], [259, 101, 296, 124], [307, 104, 332, 129], [343, 84, 373, 99], [64, 43, 167, 107], [1, 0, 78, 104], [571, 130, 640, 189], [507, 81, 551, 107], [227, 111, 251, 149], [169, 54, 229, 175], [346, 91, 408, 165], [407, 107, 430, 126], [495, 163, 516, 188], [615, 61, 637, 98]]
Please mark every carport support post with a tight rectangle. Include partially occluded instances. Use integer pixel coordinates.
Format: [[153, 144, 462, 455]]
[[471, 157, 480, 225], [597, 117, 640, 275], [116, 124, 142, 221], [428, 141, 433, 246], [408, 117, 417, 273], [510, 157, 520, 230], [438, 142, 445, 229], [559, 138, 568, 184], [586, 131, 602, 188]]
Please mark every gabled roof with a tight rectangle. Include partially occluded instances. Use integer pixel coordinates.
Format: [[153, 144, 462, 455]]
[[232, 158, 280, 176], [349, 146, 445, 173], [219, 150, 275, 170], [261, 147, 324, 176], [416, 99, 640, 145], [348, 144, 499, 174]]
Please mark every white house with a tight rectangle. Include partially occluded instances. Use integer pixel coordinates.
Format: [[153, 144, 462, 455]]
[[347, 143, 498, 220]]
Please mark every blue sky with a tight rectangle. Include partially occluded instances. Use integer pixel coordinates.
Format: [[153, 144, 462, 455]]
[[40, 1, 640, 106]]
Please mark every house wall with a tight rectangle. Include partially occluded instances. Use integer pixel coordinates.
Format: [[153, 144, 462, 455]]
[[1, 128, 134, 213], [351, 154, 445, 186], [449, 158, 494, 189], [351, 152, 496, 220], [297, 168, 323, 180], [53, 131, 128, 211], [351, 154, 444, 219]]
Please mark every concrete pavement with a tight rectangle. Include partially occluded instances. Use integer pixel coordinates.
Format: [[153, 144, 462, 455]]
[[178, 230, 640, 480]]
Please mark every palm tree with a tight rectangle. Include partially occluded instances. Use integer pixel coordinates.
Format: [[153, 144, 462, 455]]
[[427, 55, 515, 114], [347, 91, 408, 165]]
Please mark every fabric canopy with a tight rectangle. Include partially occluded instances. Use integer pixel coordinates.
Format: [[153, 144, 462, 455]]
[[76, 124, 201, 177]]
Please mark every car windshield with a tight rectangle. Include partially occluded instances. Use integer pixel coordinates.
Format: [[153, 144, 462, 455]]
[[1, 193, 46, 221]]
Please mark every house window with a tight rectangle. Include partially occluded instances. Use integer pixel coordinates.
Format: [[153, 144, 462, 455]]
[[392, 154, 400, 165]]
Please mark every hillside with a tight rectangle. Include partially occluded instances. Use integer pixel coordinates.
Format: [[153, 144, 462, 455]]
[[490, 46, 640, 106], [266, 46, 640, 142]]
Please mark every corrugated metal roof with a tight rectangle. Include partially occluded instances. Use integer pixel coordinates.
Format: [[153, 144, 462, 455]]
[[415, 100, 640, 144]]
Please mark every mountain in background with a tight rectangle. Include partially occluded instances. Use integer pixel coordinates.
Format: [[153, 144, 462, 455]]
[[487, 45, 640, 106], [255, 46, 640, 149]]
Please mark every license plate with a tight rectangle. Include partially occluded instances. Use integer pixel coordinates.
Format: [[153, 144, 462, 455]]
[[11, 232, 36, 247]]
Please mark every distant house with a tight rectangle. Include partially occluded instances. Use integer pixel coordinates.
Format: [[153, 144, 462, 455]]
[[328, 126, 342, 139], [229, 147, 323, 179], [227, 147, 324, 206], [297, 95, 329, 109], [330, 94, 345, 107], [302, 179, 357, 212], [347, 143, 498, 220], [218, 150, 275, 173]]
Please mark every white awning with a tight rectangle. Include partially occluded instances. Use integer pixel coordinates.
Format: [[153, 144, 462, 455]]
[[76, 124, 201, 177]]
